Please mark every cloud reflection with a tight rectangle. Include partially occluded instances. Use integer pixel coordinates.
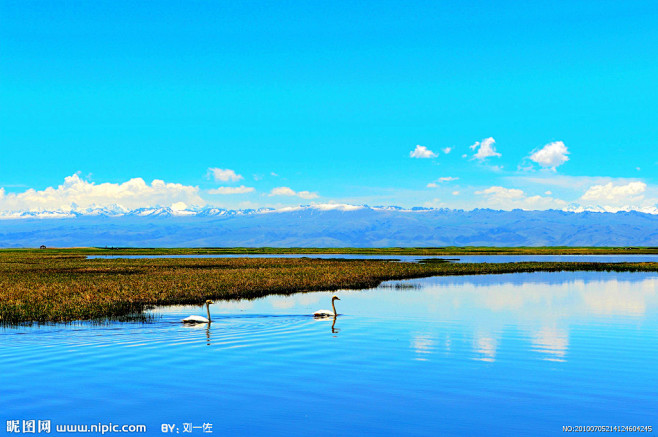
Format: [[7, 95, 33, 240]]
[[530, 327, 569, 362], [398, 274, 658, 363], [411, 333, 436, 361], [473, 335, 497, 362]]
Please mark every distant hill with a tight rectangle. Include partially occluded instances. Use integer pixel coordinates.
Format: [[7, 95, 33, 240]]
[[2, 205, 658, 247]]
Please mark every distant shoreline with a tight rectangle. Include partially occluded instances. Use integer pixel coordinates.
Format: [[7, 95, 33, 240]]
[[3, 246, 658, 255]]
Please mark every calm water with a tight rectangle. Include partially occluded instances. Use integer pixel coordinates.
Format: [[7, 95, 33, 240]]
[[88, 253, 658, 263], [2, 272, 658, 436]]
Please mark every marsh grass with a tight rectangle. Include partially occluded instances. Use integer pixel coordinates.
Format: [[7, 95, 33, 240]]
[[1, 251, 658, 323]]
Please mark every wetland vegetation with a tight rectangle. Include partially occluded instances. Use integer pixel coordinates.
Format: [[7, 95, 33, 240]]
[[1, 249, 658, 324]]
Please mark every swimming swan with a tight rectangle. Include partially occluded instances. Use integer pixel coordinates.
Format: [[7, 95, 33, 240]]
[[314, 295, 340, 317], [182, 300, 213, 324]]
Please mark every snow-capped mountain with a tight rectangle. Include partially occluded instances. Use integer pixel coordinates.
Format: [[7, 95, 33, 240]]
[[564, 203, 658, 215], [1, 204, 657, 247]]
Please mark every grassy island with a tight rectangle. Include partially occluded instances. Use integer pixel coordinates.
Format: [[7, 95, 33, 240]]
[[1, 249, 657, 323]]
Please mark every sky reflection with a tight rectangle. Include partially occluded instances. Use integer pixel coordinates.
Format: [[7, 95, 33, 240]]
[[152, 271, 658, 365], [5, 271, 657, 435], [400, 273, 658, 363]]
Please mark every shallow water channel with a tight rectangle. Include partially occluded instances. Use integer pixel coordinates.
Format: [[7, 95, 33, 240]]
[[88, 253, 658, 263], [2, 271, 657, 436]]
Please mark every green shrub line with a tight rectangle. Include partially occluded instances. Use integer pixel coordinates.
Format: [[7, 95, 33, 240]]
[[1, 251, 657, 324]]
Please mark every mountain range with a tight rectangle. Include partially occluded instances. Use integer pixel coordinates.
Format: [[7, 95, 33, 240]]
[[1, 204, 657, 247]]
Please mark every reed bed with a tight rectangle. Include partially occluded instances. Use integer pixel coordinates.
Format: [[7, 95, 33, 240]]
[[1, 252, 657, 323]]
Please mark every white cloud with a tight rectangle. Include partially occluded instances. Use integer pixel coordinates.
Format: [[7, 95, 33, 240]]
[[471, 137, 501, 160], [475, 185, 567, 210], [510, 175, 630, 190], [297, 191, 319, 199], [529, 141, 569, 169], [308, 203, 362, 211], [207, 168, 243, 182], [427, 177, 458, 188], [0, 174, 204, 212], [267, 203, 364, 213], [423, 198, 444, 208], [269, 186, 319, 199], [269, 187, 296, 196], [508, 175, 658, 213], [452, 191, 460, 196], [442, 147, 452, 154], [171, 202, 188, 211], [410, 145, 438, 159], [208, 186, 255, 195], [580, 182, 646, 204], [475, 186, 524, 199]]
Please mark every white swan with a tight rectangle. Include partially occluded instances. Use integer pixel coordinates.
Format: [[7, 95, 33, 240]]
[[182, 300, 213, 324], [314, 295, 340, 317]]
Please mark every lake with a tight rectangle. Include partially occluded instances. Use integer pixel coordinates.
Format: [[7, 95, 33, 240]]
[[88, 253, 658, 263], [2, 271, 657, 436]]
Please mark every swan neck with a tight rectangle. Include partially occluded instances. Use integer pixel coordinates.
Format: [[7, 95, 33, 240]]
[[206, 303, 212, 323], [332, 299, 337, 316]]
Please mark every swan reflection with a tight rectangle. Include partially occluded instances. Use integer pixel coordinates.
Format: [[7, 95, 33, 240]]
[[181, 317, 213, 345], [313, 314, 341, 334], [331, 316, 339, 334]]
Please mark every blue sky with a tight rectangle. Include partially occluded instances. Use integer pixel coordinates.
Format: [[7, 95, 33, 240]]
[[1, 0, 657, 213]]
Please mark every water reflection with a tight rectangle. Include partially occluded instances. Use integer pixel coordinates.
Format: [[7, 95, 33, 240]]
[[314, 314, 341, 334], [165, 272, 658, 364], [473, 334, 498, 362], [4, 271, 658, 435], [331, 316, 339, 334], [89, 253, 658, 264], [154, 272, 658, 364], [181, 320, 212, 345], [410, 333, 435, 361], [530, 327, 568, 362], [387, 273, 658, 363]]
